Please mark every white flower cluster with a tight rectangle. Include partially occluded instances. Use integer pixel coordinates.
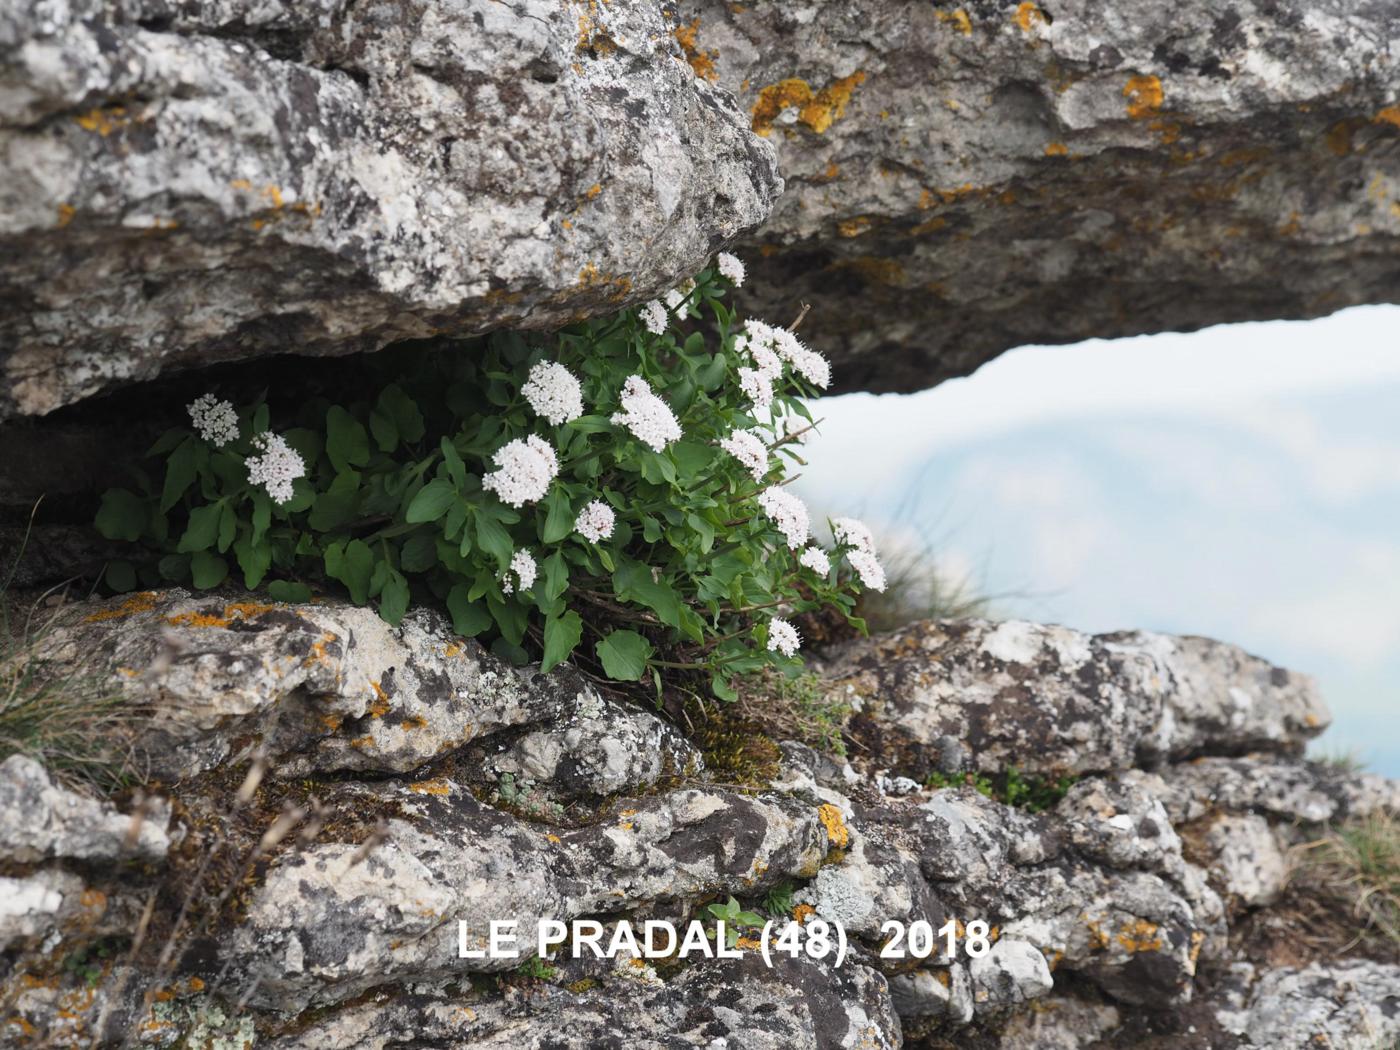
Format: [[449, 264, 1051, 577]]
[[575, 499, 616, 543], [757, 486, 809, 550], [245, 432, 306, 504], [798, 546, 830, 575], [833, 516, 886, 592], [767, 617, 800, 657], [522, 361, 584, 425], [482, 435, 559, 507], [715, 252, 745, 286], [719, 427, 769, 483], [664, 278, 696, 312], [640, 300, 668, 335], [740, 318, 831, 392], [501, 549, 537, 595], [610, 375, 681, 452], [188, 393, 239, 447]]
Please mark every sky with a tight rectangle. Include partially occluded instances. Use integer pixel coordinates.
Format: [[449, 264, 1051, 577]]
[[793, 304, 1400, 775]]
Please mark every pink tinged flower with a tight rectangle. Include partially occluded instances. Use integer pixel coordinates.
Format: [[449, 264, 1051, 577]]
[[719, 428, 769, 483], [501, 549, 537, 595], [757, 486, 809, 550], [245, 432, 306, 504], [522, 361, 584, 425], [188, 393, 239, 447], [640, 301, 668, 335], [847, 548, 887, 592], [482, 435, 559, 507], [716, 252, 746, 286], [610, 375, 682, 452], [575, 499, 616, 543], [766, 617, 800, 657], [798, 546, 830, 575]]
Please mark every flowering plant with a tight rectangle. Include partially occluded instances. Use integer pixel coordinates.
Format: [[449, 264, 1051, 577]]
[[94, 256, 885, 696]]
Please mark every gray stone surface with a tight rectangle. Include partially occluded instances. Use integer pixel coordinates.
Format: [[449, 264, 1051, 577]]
[[1219, 961, 1400, 1049], [0, 0, 780, 417], [685, 0, 1400, 393], [819, 619, 1330, 776]]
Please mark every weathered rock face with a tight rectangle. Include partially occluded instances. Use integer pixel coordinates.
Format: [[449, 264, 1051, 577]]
[[0, 0, 780, 417], [687, 0, 1400, 392], [2, 598, 1398, 1048]]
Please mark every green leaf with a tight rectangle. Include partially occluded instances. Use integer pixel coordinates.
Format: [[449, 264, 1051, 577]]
[[95, 489, 148, 542], [541, 488, 573, 544], [711, 673, 739, 702], [217, 501, 237, 553], [475, 513, 514, 568], [176, 503, 223, 553], [369, 408, 398, 453], [326, 538, 373, 604], [379, 569, 410, 626], [672, 441, 715, 476], [488, 595, 528, 646], [159, 438, 202, 513], [400, 532, 438, 573], [447, 584, 493, 636], [405, 478, 456, 524], [157, 554, 190, 582], [440, 438, 467, 490], [613, 560, 682, 628], [596, 629, 652, 681], [267, 580, 312, 603], [105, 560, 137, 592], [190, 550, 228, 589], [234, 534, 272, 588], [541, 551, 569, 604], [325, 405, 370, 473], [380, 384, 425, 443], [540, 610, 583, 673], [251, 494, 273, 546]]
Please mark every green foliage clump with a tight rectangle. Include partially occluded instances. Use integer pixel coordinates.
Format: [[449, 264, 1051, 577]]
[[94, 265, 878, 696], [706, 895, 764, 947], [925, 766, 1078, 813]]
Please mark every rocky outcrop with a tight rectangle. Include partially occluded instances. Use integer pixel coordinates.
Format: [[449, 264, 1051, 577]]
[[3, 593, 1397, 1047], [696, 0, 1400, 392], [0, 0, 780, 417]]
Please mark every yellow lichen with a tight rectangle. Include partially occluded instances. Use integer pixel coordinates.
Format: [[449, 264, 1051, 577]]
[[1013, 2, 1046, 32], [368, 680, 390, 718], [1116, 919, 1162, 953], [936, 9, 972, 35], [836, 216, 872, 238], [56, 203, 76, 227], [409, 778, 451, 796], [673, 17, 719, 81], [1376, 104, 1400, 129], [1044, 141, 1069, 157], [74, 106, 129, 136], [1122, 74, 1163, 119], [750, 71, 867, 137], [84, 593, 159, 623], [793, 903, 815, 924], [817, 803, 849, 847]]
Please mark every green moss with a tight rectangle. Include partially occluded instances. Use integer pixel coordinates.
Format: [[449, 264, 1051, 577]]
[[925, 766, 1077, 813]]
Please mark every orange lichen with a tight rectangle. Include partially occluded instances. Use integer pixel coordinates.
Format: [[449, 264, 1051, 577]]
[[936, 9, 972, 35], [1116, 919, 1162, 953], [84, 593, 159, 623], [1122, 74, 1163, 119], [585, 183, 602, 199], [793, 903, 816, 924], [1044, 141, 1069, 157], [673, 17, 719, 81], [836, 216, 872, 238], [409, 778, 451, 795], [56, 203, 76, 227], [817, 803, 849, 847], [736, 936, 762, 951], [320, 713, 344, 732], [164, 601, 279, 630], [368, 680, 390, 717], [403, 715, 428, 730], [545, 833, 562, 843], [74, 106, 129, 136], [1376, 105, 1400, 129], [911, 215, 947, 235], [750, 71, 866, 136], [1014, 2, 1046, 32], [836, 256, 905, 284]]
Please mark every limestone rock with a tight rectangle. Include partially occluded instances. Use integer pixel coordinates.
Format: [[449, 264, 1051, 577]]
[[1220, 961, 1400, 1049], [681, 0, 1400, 392], [0, 0, 780, 417], [969, 938, 1054, 1008], [1195, 813, 1290, 908], [820, 619, 1329, 776], [0, 753, 169, 862]]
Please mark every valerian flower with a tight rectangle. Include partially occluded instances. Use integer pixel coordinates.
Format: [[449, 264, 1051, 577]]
[[832, 516, 877, 555], [757, 486, 809, 549], [482, 435, 559, 507], [522, 361, 584, 425], [575, 499, 616, 543], [737, 366, 774, 410], [766, 617, 800, 657], [640, 300, 668, 335], [798, 546, 830, 575], [245, 432, 306, 504], [610, 375, 681, 452], [188, 393, 239, 447], [773, 328, 831, 389], [716, 252, 746, 286], [719, 428, 769, 483], [664, 278, 696, 312], [833, 517, 886, 591], [501, 549, 538, 595], [846, 548, 887, 592]]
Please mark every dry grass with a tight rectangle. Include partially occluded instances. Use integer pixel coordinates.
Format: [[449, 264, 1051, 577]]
[[1298, 811, 1400, 950], [854, 541, 995, 634]]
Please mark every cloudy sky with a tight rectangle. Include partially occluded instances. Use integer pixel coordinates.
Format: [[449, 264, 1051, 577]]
[[795, 305, 1400, 775]]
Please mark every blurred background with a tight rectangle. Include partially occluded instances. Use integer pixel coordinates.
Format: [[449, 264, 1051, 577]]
[[796, 304, 1400, 776]]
